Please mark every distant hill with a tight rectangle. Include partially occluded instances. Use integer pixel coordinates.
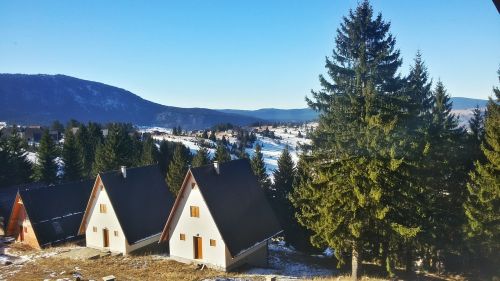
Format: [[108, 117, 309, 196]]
[[218, 108, 318, 123], [0, 74, 260, 129], [0, 74, 487, 128], [219, 97, 488, 122], [448, 97, 487, 110]]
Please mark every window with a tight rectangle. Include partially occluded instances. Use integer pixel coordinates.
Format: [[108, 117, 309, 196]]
[[114, 231, 119, 237], [93, 226, 97, 232], [190, 206, 200, 217], [210, 239, 216, 247], [24, 226, 28, 233], [180, 233, 185, 241], [191, 182, 196, 189], [99, 204, 107, 213]]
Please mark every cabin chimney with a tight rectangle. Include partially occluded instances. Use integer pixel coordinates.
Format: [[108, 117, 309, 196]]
[[120, 166, 127, 178], [213, 161, 220, 175]]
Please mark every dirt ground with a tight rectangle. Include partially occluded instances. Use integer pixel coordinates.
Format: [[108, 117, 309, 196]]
[[0, 242, 474, 281]]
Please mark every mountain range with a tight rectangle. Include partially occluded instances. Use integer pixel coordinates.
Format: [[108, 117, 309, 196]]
[[0, 74, 260, 129], [0, 74, 488, 129]]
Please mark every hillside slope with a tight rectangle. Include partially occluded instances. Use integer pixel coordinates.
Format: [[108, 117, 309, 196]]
[[0, 74, 260, 129]]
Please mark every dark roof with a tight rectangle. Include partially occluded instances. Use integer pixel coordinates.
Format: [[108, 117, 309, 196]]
[[0, 182, 46, 225], [99, 165, 175, 244], [19, 179, 94, 247], [190, 159, 282, 257]]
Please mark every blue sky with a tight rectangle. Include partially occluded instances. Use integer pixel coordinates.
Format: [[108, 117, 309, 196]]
[[0, 1, 498, 109]]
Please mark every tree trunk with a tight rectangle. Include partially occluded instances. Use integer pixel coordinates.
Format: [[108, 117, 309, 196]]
[[386, 255, 395, 278], [380, 242, 388, 271], [405, 245, 413, 276], [352, 242, 362, 281]]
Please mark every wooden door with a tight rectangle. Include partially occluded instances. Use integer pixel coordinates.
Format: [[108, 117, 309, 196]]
[[103, 228, 109, 247], [19, 225, 24, 242], [193, 236, 202, 259]]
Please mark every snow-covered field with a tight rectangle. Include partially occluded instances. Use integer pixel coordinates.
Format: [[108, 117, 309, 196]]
[[141, 124, 314, 177], [243, 240, 337, 279]]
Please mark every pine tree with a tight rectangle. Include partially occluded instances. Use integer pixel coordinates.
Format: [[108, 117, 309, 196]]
[[250, 144, 270, 190], [92, 124, 134, 175], [141, 136, 158, 165], [158, 140, 176, 177], [33, 129, 59, 184], [0, 127, 32, 187], [467, 105, 485, 166], [9, 127, 33, 185], [214, 143, 231, 163], [469, 105, 485, 143], [202, 130, 209, 139], [209, 131, 217, 142], [396, 51, 434, 275], [76, 123, 103, 178], [166, 144, 190, 195], [192, 147, 211, 167], [419, 81, 468, 271], [464, 68, 500, 269], [0, 132, 9, 187], [405, 51, 433, 122], [62, 128, 83, 181], [51, 120, 64, 134], [270, 146, 299, 247], [129, 132, 144, 167], [289, 2, 422, 279]]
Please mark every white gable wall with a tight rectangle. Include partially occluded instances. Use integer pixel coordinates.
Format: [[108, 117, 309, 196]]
[[85, 183, 127, 254], [168, 175, 227, 269]]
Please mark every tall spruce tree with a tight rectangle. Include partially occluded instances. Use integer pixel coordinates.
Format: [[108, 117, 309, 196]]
[[76, 123, 103, 178], [141, 136, 158, 165], [0, 127, 32, 187], [158, 140, 176, 177], [469, 105, 485, 143], [0, 132, 9, 187], [192, 147, 211, 167], [395, 52, 434, 275], [62, 128, 83, 181], [166, 144, 190, 195], [7, 127, 33, 184], [214, 143, 231, 163], [464, 68, 500, 270], [467, 105, 485, 166], [289, 2, 423, 279], [250, 143, 270, 190], [33, 129, 59, 184], [289, 156, 318, 252], [92, 124, 134, 175], [202, 130, 209, 139], [209, 131, 217, 142], [418, 81, 468, 271], [270, 146, 299, 247]]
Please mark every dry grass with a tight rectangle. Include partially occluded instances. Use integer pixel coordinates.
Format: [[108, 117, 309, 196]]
[[2, 243, 476, 281], [2, 243, 262, 281], [312, 276, 387, 281], [7, 255, 262, 281], [309, 272, 470, 281]]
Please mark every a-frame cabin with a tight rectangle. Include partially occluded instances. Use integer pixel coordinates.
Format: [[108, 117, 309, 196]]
[[159, 159, 282, 271], [79, 165, 175, 255], [6, 179, 94, 249]]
